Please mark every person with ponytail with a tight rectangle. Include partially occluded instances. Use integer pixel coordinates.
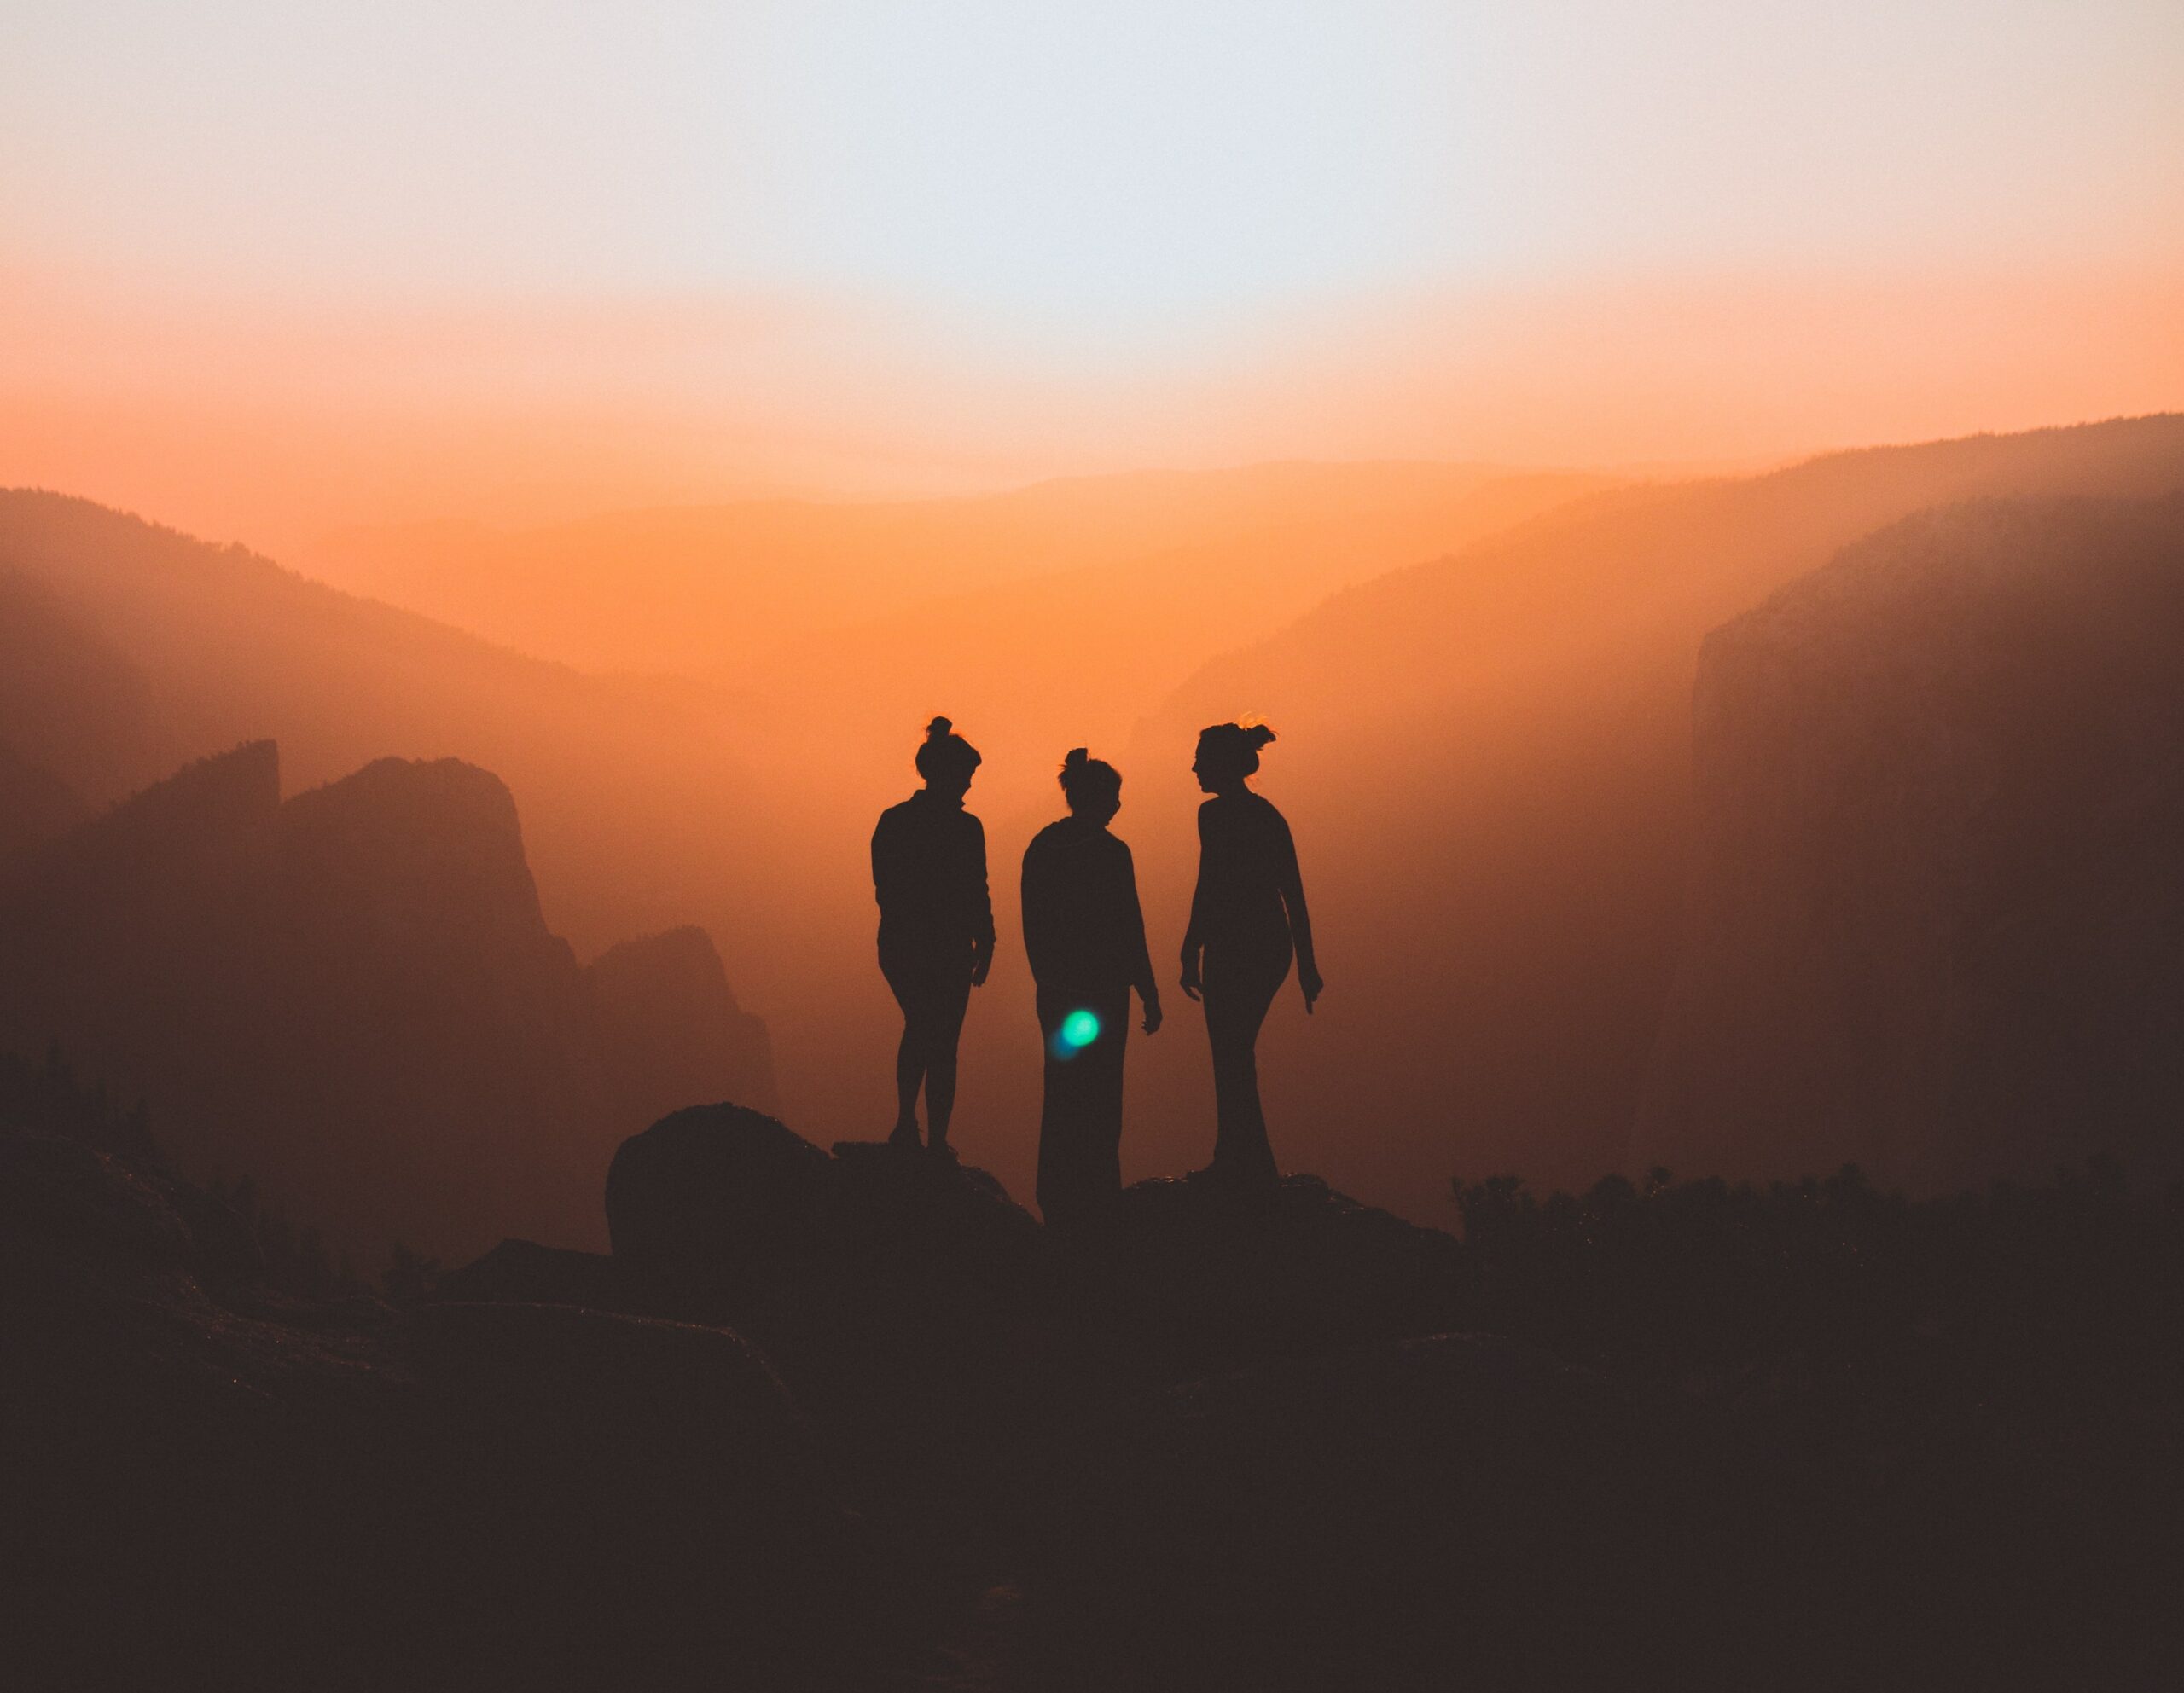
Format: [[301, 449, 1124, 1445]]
[[1179, 722, 1321, 1186], [1020, 748, 1161, 1228], [871, 716, 996, 1159]]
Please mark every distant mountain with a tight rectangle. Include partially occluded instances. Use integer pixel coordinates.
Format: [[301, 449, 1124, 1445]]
[[1636, 496, 2184, 1190], [0, 739, 84, 865], [0, 488, 786, 984], [586, 926, 779, 1141], [0, 565, 163, 798], [1124, 416, 2184, 1204], [306, 461, 1614, 679], [752, 468, 1613, 791], [0, 742, 776, 1260]]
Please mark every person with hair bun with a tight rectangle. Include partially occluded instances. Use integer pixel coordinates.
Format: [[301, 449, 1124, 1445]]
[[870, 716, 996, 1158], [1020, 748, 1161, 1228], [1180, 721, 1321, 1186]]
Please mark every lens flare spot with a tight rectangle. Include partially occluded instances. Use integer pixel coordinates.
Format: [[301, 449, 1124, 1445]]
[[1060, 1009, 1101, 1050]]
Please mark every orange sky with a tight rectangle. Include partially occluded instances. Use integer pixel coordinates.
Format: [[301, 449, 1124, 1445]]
[[4, 3, 2181, 552]]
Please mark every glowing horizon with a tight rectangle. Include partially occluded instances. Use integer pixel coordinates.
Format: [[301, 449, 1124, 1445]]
[[4, 2, 2181, 547]]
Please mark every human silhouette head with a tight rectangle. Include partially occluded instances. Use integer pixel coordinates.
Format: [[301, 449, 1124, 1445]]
[[915, 716, 981, 800], [1193, 722, 1275, 794], [1058, 747, 1122, 826]]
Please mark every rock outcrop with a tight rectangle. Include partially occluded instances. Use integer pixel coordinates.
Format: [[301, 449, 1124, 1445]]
[[21, 1076, 2175, 1690], [0, 743, 778, 1262], [0, 1121, 872, 1691], [1638, 496, 2184, 1188], [588, 926, 780, 1125], [582, 1106, 1467, 1475], [607, 1104, 836, 1287]]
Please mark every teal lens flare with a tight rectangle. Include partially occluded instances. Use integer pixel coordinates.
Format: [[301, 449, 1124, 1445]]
[[1059, 1009, 1101, 1051]]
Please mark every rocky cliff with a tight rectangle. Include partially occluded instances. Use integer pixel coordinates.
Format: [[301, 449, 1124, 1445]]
[[587, 925, 780, 1124], [1637, 496, 2184, 1189], [0, 743, 777, 1260]]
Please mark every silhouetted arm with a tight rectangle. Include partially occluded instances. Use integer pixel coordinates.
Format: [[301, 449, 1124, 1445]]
[[870, 811, 897, 914], [1119, 841, 1162, 1031], [968, 815, 996, 985], [1180, 806, 1210, 1001], [1019, 836, 1051, 988], [1271, 805, 1321, 1011]]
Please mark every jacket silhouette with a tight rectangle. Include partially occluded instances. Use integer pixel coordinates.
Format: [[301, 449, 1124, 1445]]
[[1180, 722, 1319, 1185], [872, 717, 994, 1157], [1022, 749, 1159, 1227]]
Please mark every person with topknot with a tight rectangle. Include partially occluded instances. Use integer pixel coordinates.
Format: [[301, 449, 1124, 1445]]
[[1179, 722, 1321, 1186], [870, 716, 996, 1159], [1020, 748, 1161, 1229]]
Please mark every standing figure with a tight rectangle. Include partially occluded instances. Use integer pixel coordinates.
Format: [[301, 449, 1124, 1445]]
[[1021, 749, 1162, 1228], [871, 716, 995, 1158], [1179, 722, 1321, 1186]]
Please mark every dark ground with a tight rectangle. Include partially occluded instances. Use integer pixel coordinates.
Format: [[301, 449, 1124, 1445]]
[[6, 1061, 2181, 1690]]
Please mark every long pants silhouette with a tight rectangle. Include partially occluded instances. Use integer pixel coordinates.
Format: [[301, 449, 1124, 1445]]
[[1201, 934, 1291, 1184], [1034, 984, 1130, 1229], [880, 939, 973, 1135]]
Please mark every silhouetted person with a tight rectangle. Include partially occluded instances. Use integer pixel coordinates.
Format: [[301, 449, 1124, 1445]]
[[872, 716, 995, 1158], [1180, 722, 1321, 1186], [1022, 749, 1162, 1229]]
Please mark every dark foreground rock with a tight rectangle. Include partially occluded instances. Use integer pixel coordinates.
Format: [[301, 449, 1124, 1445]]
[[35, 1088, 2181, 1690], [430, 1235, 623, 1307], [0, 1128, 880, 1692], [1005, 1335, 1646, 1690], [1002, 1326, 2178, 1692], [607, 1102, 834, 1289], [589, 1110, 1467, 1477], [1096, 1172, 1467, 1371]]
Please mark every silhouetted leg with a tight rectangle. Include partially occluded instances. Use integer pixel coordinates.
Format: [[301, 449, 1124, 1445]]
[[1085, 993, 1127, 1205], [880, 946, 928, 1138], [923, 968, 973, 1146], [892, 1023, 925, 1135], [1202, 940, 1289, 1185], [883, 943, 966, 1141], [1036, 986, 1129, 1229]]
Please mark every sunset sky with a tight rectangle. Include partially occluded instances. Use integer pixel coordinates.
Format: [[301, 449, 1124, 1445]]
[[5, 1, 2181, 548]]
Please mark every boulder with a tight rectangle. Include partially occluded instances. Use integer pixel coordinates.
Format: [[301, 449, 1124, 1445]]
[[605, 1103, 833, 1284], [828, 1137, 1053, 1290]]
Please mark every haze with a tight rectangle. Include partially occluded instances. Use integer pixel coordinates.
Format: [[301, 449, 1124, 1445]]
[[5, 2, 2180, 547], [3, 3, 2182, 1234]]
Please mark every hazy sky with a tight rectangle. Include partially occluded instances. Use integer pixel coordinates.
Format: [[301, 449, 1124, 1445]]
[[3, 2, 2181, 540]]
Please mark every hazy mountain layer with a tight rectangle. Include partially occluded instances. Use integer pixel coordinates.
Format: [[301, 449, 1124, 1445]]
[[0, 742, 775, 1261], [1114, 415, 2184, 1204], [9, 416, 2184, 1228], [1637, 495, 2184, 1189], [307, 461, 1612, 678], [0, 488, 791, 986]]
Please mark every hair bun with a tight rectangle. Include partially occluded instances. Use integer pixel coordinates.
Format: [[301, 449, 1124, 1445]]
[[926, 716, 953, 739], [1063, 747, 1088, 769], [1244, 723, 1278, 751]]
